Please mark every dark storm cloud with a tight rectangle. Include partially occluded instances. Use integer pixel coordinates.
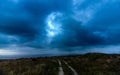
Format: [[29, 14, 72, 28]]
[[0, 0, 120, 51], [50, 16, 104, 48], [87, 0, 120, 44], [22, 0, 72, 17], [0, 20, 37, 39], [0, 0, 73, 48]]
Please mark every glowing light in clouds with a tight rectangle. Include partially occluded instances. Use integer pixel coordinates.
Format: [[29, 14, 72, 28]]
[[46, 12, 63, 43]]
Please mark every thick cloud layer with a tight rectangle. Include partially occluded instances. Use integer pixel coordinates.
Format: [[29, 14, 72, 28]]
[[0, 0, 120, 56]]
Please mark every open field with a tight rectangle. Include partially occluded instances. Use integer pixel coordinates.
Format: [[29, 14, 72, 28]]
[[0, 53, 120, 75]]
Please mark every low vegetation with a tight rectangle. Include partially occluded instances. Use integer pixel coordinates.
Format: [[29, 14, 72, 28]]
[[0, 53, 120, 75]]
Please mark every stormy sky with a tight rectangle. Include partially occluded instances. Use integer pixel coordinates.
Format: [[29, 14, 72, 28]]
[[0, 0, 120, 57]]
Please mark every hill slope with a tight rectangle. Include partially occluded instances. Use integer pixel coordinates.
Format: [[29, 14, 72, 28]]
[[0, 53, 120, 75]]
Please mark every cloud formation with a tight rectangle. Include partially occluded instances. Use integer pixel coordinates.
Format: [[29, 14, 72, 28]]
[[0, 0, 120, 56]]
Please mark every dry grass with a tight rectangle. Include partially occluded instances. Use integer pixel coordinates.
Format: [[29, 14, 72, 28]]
[[0, 53, 120, 75]]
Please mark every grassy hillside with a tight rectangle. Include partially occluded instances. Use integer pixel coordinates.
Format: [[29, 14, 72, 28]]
[[0, 53, 120, 75]]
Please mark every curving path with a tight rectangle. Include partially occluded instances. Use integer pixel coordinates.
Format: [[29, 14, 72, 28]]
[[63, 61, 78, 75], [58, 60, 64, 75]]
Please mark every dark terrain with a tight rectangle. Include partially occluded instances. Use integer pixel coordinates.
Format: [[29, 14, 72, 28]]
[[0, 53, 120, 75]]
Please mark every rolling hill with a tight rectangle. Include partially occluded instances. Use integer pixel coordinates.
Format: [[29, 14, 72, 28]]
[[0, 53, 120, 75]]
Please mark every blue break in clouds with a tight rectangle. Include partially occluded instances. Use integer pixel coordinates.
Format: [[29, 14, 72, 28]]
[[0, 0, 120, 56]]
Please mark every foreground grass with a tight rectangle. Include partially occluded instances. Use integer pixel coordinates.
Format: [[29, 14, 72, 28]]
[[0, 53, 120, 75], [0, 58, 59, 75], [60, 53, 120, 75]]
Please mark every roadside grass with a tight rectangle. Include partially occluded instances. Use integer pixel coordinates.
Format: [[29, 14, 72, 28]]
[[0, 58, 59, 75], [0, 53, 120, 75], [61, 61, 73, 75]]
